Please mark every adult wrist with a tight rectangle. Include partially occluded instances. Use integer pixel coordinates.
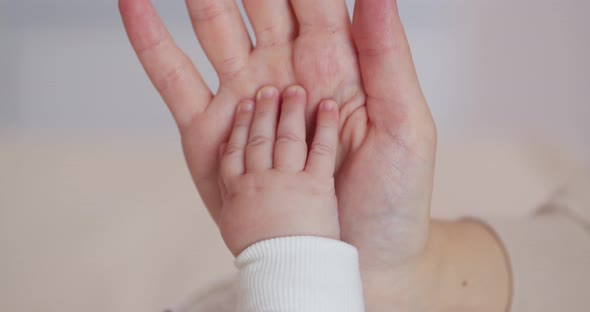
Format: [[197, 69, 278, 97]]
[[360, 220, 511, 312], [360, 222, 444, 312]]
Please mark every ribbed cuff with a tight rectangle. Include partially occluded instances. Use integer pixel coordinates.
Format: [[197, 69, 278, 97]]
[[235, 236, 365, 312]]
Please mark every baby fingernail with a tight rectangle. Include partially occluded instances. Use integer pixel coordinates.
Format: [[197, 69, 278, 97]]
[[321, 100, 336, 111], [284, 85, 302, 98], [257, 86, 277, 100]]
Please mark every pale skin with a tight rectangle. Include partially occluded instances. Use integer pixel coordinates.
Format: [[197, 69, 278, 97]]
[[219, 87, 341, 256], [118, 0, 511, 310]]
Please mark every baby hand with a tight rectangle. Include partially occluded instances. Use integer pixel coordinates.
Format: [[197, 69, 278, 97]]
[[218, 85, 341, 256]]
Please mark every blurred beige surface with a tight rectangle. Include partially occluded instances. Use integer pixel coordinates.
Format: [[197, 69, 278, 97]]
[[1, 135, 587, 312], [0, 137, 234, 311]]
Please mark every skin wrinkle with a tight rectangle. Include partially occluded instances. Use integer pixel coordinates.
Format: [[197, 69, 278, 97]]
[[255, 25, 296, 48], [155, 61, 192, 95], [133, 31, 166, 56], [221, 49, 296, 97], [338, 104, 368, 160], [293, 47, 342, 87], [187, 0, 234, 23], [297, 22, 351, 36], [216, 55, 251, 82]]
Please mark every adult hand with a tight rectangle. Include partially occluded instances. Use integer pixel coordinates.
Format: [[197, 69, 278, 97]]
[[118, 0, 464, 310], [119, 0, 434, 258]]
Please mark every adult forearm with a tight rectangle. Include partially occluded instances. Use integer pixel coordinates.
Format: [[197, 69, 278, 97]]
[[429, 220, 511, 312]]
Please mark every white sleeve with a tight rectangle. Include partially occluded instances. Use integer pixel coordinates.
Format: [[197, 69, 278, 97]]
[[483, 173, 590, 312], [235, 236, 365, 312]]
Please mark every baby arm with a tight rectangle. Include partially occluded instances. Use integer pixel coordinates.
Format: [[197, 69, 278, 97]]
[[218, 86, 364, 312]]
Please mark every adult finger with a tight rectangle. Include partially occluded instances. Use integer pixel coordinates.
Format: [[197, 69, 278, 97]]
[[242, 0, 297, 47], [352, 0, 427, 125], [119, 0, 212, 130], [290, 0, 351, 35], [186, 0, 252, 80]]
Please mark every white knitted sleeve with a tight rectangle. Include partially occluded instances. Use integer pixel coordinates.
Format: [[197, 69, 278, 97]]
[[235, 236, 365, 312]]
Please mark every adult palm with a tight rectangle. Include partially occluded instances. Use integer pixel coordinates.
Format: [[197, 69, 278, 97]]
[[120, 0, 436, 281]]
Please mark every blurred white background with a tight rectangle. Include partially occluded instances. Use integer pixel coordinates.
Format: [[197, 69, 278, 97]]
[[1, 1, 589, 311], [2, 0, 589, 143]]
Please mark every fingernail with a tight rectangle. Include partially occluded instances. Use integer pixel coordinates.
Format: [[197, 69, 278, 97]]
[[239, 101, 254, 112], [257, 87, 277, 100], [321, 100, 336, 111], [283, 85, 302, 98]]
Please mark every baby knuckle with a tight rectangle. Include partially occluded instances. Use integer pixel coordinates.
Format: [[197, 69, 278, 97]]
[[276, 132, 305, 145], [238, 175, 267, 195], [224, 143, 244, 156], [247, 135, 272, 147], [310, 142, 335, 156]]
